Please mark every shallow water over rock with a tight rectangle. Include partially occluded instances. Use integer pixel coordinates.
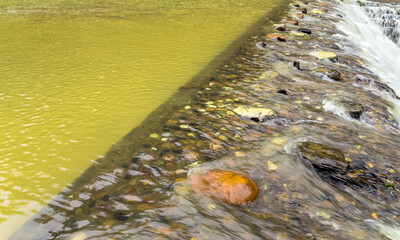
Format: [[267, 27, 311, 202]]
[[9, 0, 400, 239]]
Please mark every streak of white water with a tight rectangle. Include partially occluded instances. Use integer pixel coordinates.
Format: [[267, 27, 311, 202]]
[[337, 0, 400, 120]]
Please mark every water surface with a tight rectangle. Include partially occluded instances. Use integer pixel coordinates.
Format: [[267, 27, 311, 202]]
[[0, 0, 284, 237]]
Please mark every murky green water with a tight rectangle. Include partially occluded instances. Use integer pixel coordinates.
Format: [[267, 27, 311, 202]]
[[0, 0, 285, 237]]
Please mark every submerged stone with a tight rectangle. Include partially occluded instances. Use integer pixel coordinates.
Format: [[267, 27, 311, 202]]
[[298, 141, 348, 172], [274, 24, 286, 31], [233, 106, 276, 123], [277, 89, 288, 95], [309, 51, 337, 60], [293, 61, 300, 70], [327, 70, 341, 81], [298, 28, 312, 34], [266, 34, 286, 42], [256, 41, 267, 49], [190, 169, 258, 205], [298, 8, 307, 14], [340, 100, 364, 119]]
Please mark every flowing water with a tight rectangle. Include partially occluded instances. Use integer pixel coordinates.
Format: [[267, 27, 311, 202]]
[[0, 0, 289, 238], [363, 1, 400, 45], [5, 0, 400, 239], [338, 0, 400, 119]]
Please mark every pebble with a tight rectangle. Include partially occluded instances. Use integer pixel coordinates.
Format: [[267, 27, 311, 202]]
[[298, 28, 312, 34], [266, 34, 287, 42], [273, 24, 286, 31]]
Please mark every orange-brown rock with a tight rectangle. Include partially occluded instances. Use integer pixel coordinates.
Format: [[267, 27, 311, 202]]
[[190, 169, 258, 205], [285, 19, 299, 25], [266, 34, 286, 42]]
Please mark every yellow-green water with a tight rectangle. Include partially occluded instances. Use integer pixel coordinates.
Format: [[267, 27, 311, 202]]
[[0, 0, 282, 238]]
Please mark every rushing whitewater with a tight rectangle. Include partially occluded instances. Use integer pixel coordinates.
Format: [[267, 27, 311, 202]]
[[364, 2, 400, 45], [337, 0, 400, 119]]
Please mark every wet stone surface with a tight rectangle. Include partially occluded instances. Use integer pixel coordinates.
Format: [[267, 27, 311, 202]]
[[10, 0, 400, 239], [298, 141, 348, 172]]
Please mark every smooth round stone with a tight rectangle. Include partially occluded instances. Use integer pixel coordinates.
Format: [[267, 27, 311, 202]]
[[190, 169, 258, 205], [298, 28, 312, 34]]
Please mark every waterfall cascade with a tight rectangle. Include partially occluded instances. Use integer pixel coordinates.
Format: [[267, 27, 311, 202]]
[[338, 0, 400, 119], [363, 1, 400, 45]]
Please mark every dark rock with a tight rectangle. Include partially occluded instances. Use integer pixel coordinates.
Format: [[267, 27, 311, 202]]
[[329, 56, 339, 63], [298, 141, 348, 172], [277, 89, 288, 95], [298, 28, 312, 34], [113, 211, 129, 221], [89, 201, 96, 208], [298, 141, 397, 201], [340, 100, 364, 119], [159, 149, 169, 157], [101, 195, 111, 201], [277, 36, 286, 42], [273, 24, 286, 31], [123, 173, 132, 180], [256, 41, 267, 49], [293, 61, 300, 70], [328, 70, 341, 81], [131, 156, 140, 163]]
